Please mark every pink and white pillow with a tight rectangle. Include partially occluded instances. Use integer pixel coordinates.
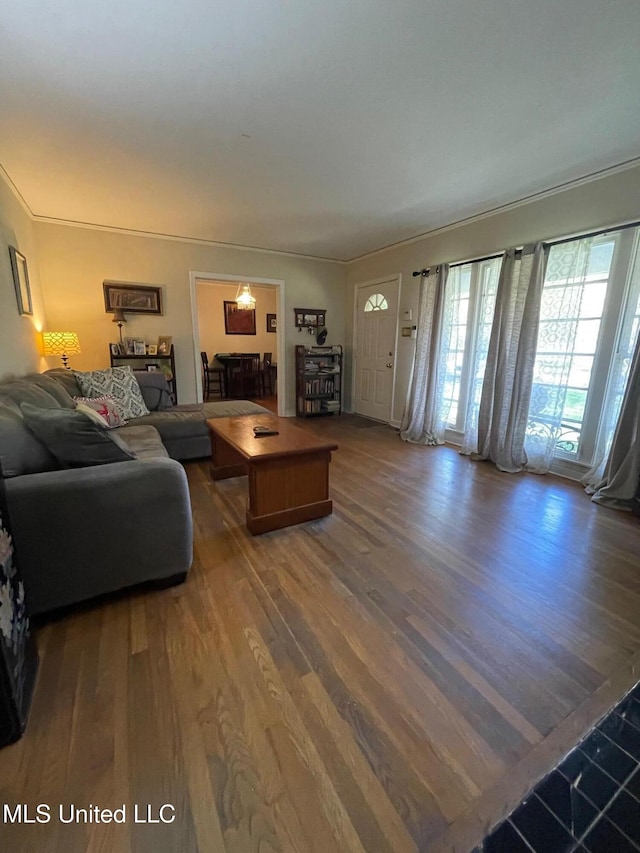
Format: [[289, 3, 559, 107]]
[[73, 395, 127, 429]]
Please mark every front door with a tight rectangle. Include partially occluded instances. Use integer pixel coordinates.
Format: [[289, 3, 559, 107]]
[[354, 278, 399, 421]]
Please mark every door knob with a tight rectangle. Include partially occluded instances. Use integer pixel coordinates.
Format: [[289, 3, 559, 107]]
[[386, 362, 393, 368]]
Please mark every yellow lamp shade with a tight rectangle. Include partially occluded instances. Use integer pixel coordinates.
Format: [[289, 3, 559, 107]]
[[42, 332, 81, 368]]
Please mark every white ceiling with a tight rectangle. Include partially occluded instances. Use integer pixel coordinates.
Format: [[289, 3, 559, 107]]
[[1, 0, 639, 261]]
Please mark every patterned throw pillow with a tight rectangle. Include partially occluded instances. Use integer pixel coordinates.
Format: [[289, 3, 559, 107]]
[[73, 395, 127, 429], [74, 367, 149, 419]]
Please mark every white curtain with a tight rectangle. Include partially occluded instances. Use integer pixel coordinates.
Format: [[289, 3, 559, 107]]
[[460, 260, 501, 456], [463, 243, 548, 472], [400, 265, 449, 444], [583, 242, 640, 490], [588, 330, 640, 510], [525, 238, 593, 472]]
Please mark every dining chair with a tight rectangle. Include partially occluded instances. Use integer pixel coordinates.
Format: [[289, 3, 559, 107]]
[[260, 352, 273, 396], [229, 354, 261, 398], [200, 352, 225, 399]]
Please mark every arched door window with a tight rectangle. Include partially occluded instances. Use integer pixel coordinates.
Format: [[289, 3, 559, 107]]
[[363, 293, 389, 312]]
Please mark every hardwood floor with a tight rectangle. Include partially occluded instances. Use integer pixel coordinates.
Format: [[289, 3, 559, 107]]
[[1, 414, 639, 853]]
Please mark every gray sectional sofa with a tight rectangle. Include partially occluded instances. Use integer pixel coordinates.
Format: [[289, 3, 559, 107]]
[[0, 368, 268, 615]]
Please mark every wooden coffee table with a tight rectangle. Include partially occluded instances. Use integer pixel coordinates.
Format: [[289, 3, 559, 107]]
[[206, 414, 338, 535]]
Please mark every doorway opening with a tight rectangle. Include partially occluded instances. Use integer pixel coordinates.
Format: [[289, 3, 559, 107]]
[[189, 273, 285, 415]]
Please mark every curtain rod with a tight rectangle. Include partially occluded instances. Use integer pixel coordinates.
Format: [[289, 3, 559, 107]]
[[411, 218, 640, 278], [545, 217, 640, 249], [412, 252, 506, 277]]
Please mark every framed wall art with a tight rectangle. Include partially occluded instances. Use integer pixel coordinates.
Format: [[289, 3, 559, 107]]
[[266, 313, 277, 333], [103, 281, 163, 315], [294, 308, 325, 329], [224, 301, 256, 335], [9, 247, 33, 317]]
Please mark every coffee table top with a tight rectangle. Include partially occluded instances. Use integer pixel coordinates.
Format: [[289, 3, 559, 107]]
[[206, 414, 338, 461]]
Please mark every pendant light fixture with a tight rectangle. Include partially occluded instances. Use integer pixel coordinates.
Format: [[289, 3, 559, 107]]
[[235, 282, 256, 310]]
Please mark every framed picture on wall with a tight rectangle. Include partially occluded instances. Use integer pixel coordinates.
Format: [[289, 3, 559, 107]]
[[103, 281, 163, 315], [9, 247, 33, 316], [266, 313, 277, 333], [224, 301, 256, 335]]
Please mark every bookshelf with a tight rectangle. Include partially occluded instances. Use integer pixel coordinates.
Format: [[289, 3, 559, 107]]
[[295, 345, 342, 417]]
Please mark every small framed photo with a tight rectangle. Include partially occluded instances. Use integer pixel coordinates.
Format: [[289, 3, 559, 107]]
[[148, 344, 158, 355], [157, 335, 173, 355], [123, 337, 136, 355], [266, 313, 277, 333], [133, 340, 146, 355], [9, 246, 33, 316], [146, 364, 159, 372], [110, 343, 120, 355]]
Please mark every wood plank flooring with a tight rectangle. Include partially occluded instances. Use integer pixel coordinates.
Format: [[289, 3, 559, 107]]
[[1, 414, 639, 853]]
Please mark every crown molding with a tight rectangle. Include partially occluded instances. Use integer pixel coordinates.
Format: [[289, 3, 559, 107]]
[[4, 155, 640, 266], [30, 215, 346, 264], [346, 156, 640, 264], [0, 163, 35, 218]]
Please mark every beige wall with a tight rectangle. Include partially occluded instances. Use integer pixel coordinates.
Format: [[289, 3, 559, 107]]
[[34, 222, 346, 412], [346, 164, 640, 423], [196, 281, 277, 362], [0, 172, 48, 378]]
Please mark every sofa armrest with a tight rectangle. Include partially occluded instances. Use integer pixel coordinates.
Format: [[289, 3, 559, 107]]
[[5, 459, 193, 614]]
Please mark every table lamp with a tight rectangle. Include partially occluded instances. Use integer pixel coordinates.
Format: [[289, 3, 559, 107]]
[[111, 308, 127, 342], [42, 331, 82, 369]]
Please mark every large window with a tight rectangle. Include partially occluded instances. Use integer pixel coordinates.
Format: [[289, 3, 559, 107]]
[[528, 236, 616, 460], [440, 258, 501, 432], [438, 227, 640, 475]]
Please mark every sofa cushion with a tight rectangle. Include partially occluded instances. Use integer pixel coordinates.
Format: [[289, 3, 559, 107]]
[[74, 366, 150, 419], [44, 368, 84, 399], [115, 425, 170, 460], [74, 396, 127, 429], [0, 380, 61, 410], [20, 403, 136, 468], [134, 400, 270, 443], [132, 371, 174, 412], [0, 397, 59, 477], [23, 373, 77, 408]]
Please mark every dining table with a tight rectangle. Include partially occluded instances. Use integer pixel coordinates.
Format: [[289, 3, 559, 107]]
[[214, 353, 260, 398]]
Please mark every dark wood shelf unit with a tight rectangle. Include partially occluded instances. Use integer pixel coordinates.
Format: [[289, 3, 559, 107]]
[[295, 345, 342, 417], [109, 345, 177, 404]]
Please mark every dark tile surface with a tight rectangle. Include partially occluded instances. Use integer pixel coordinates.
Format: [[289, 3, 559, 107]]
[[619, 698, 640, 733], [510, 795, 575, 853], [580, 728, 637, 783], [626, 768, 640, 802], [583, 815, 640, 852], [602, 790, 640, 847], [472, 681, 640, 853], [571, 759, 619, 811], [535, 770, 598, 837], [599, 713, 640, 761], [483, 819, 533, 852]]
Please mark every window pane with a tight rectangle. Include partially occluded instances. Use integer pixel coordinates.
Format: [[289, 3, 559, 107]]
[[587, 241, 615, 277], [579, 282, 607, 318], [527, 237, 614, 459], [440, 265, 471, 427]]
